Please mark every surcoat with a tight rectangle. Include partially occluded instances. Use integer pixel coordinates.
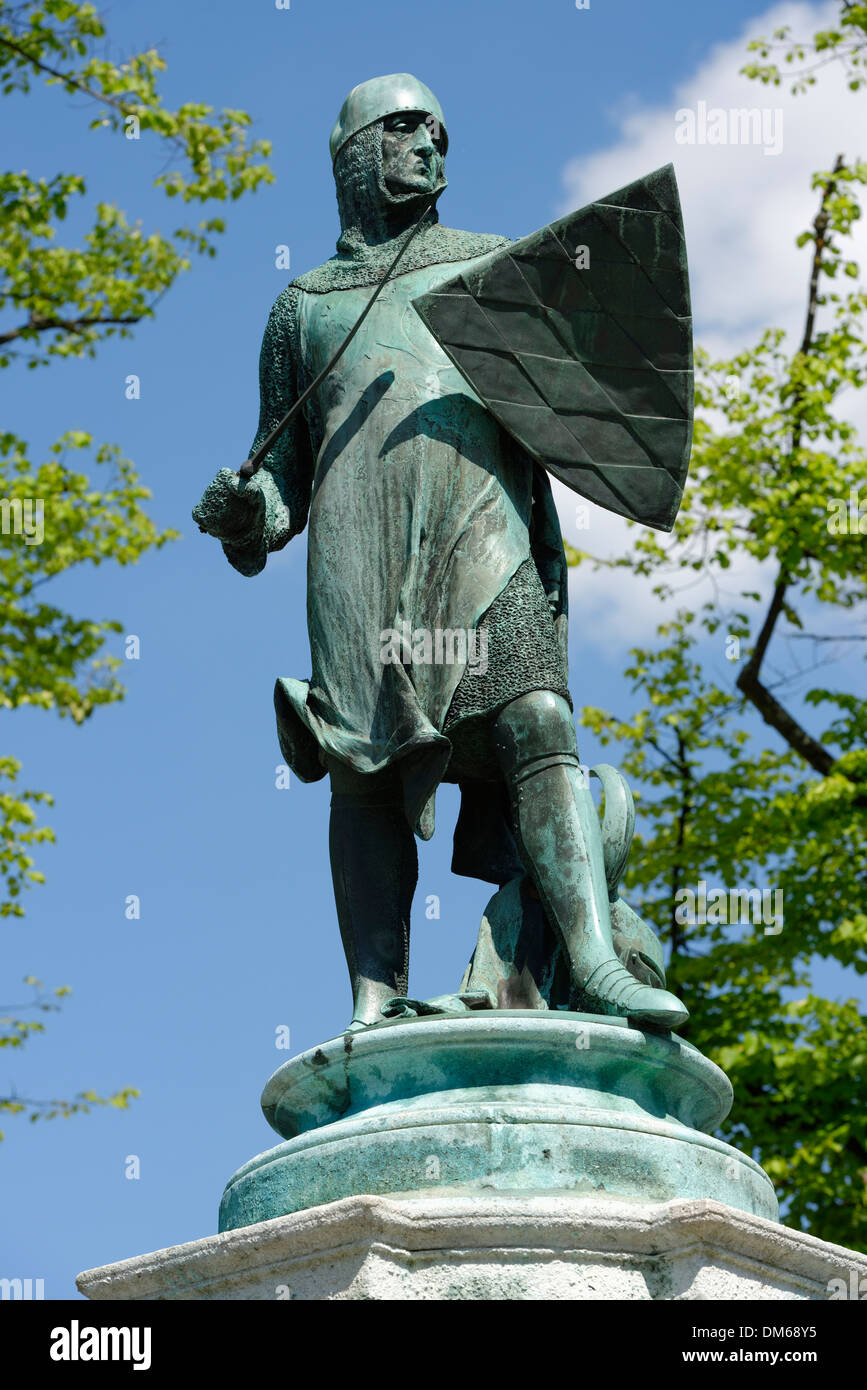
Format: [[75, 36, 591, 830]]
[[225, 226, 569, 877]]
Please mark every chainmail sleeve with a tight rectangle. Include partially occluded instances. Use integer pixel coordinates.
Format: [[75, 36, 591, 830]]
[[221, 285, 315, 576]]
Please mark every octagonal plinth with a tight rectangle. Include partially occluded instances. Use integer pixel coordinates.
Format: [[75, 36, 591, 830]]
[[219, 1012, 777, 1232]]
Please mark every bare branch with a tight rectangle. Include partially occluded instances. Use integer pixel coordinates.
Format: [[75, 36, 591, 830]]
[[786, 632, 867, 641]]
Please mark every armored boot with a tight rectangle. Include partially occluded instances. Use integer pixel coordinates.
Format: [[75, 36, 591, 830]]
[[328, 764, 418, 1030], [492, 691, 688, 1030]]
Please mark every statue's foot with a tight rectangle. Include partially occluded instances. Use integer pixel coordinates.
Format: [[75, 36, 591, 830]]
[[344, 1003, 389, 1032], [344, 982, 401, 1032], [344, 1016, 374, 1033], [581, 959, 688, 1030]]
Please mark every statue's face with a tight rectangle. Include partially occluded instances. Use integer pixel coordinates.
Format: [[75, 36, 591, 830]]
[[381, 110, 444, 196]]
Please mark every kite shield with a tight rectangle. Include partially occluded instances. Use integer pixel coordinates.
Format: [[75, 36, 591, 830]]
[[413, 163, 693, 532]]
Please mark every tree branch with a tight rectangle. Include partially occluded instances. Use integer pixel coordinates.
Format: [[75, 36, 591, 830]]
[[737, 666, 836, 775], [786, 632, 867, 641], [734, 163, 848, 777], [0, 33, 131, 115], [800, 154, 845, 356], [0, 312, 143, 347]]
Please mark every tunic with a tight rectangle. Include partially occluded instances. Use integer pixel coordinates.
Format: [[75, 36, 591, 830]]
[[223, 224, 570, 880]]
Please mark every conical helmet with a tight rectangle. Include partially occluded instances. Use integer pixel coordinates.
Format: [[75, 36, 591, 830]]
[[329, 73, 448, 164]]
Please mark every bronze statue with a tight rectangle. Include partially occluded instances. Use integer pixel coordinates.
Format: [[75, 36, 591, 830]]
[[194, 73, 692, 1033]]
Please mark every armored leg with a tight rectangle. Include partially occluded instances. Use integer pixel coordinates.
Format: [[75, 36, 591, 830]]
[[328, 760, 418, 1030], [492, 690, 687, 1029]]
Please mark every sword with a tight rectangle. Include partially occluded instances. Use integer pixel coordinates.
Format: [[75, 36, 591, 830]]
[[236, 196, 437, 482]]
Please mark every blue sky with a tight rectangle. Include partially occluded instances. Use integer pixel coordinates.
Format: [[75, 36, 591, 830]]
[[2, 0, 864, 1296]]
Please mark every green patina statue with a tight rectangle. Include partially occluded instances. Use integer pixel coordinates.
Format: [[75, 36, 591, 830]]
[[194, 73, 693, 1035]]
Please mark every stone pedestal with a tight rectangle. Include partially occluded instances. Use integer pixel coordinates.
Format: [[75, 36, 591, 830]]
[[77, 1194, 867, 1300]]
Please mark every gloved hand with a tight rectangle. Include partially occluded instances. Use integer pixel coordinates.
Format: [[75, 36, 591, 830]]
[[192, 467, 267, 544]]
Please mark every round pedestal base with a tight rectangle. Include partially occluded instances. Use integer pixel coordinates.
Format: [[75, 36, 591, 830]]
[[219, 1013, 777, 1232]]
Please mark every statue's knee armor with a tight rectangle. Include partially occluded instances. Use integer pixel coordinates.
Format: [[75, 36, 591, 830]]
[[492, 690, 580, 781]]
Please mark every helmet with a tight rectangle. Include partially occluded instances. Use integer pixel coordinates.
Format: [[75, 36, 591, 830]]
[[329, 73, 448, 164]]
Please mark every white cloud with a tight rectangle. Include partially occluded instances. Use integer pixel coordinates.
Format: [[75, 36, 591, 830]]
[[553, 479, 769, 658], [556, 0, 866, 646], [554, 482, 661, 657], [562, 0, 861, 345]]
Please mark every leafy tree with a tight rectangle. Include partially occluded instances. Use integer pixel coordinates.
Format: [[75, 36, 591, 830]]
[[582, 625, 867, 1246], [571, 4, 867, 1248], [0, 0, 274, 1136], [743, 1, 867, 95]]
